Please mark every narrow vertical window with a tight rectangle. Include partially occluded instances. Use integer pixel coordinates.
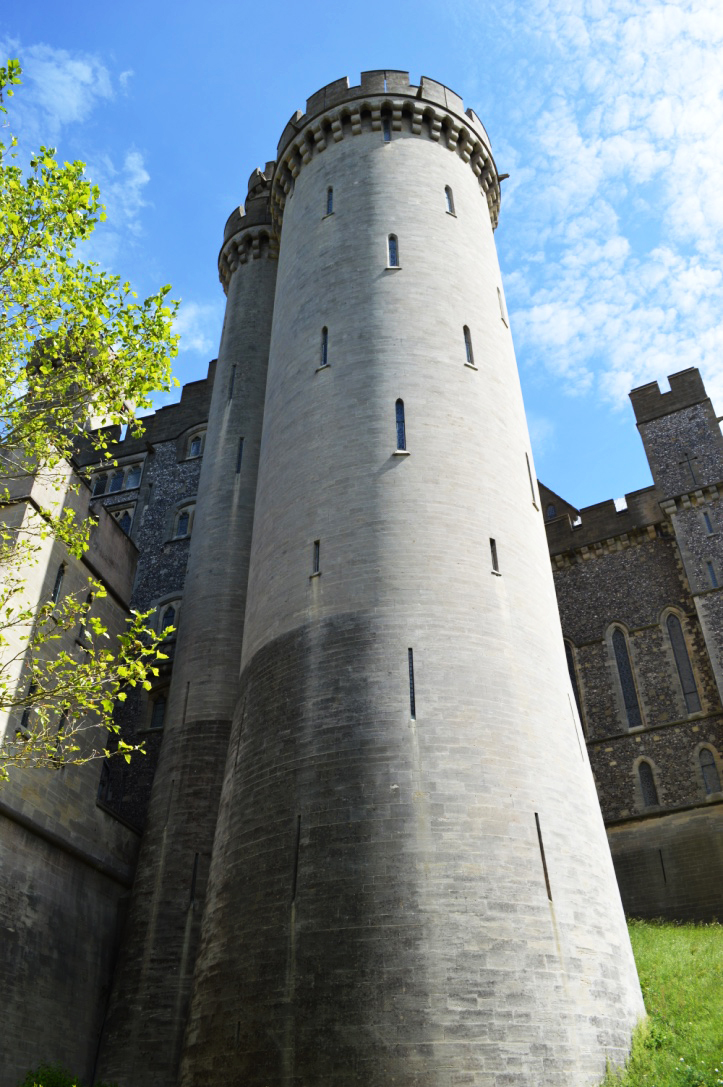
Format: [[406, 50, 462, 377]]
[[490, 538, 499, 573], [189, 435, 203, 457], [639, 761, 659, 807], [236, 437, 244, 474], [175, 510, 189, 538], [395, 399, 406, 451], [565, 641, 583, 721], [320, 327, 329, 368], [498, 286, 508, 326], [534, 813, 552, 901], [312, 540, 320, 575], [326, 187, 333, 215], [161, 605, 176, 633], [526, 453, 538, 507], [408, 648, 416, 719], [612, 627, 643, 728], [463, 325, 474, 365], [228, 364, 236, 400], [382, 116, 391, 142], [445, 186, 455, 214], [150, 693, 166, 730], [700, 749, 721, 794], [703, 510, 713, 534], [707, 561, 718, 588], [51, 564, 65, 604], [666, 614, 701, 713], [388, 234, 399, 267]]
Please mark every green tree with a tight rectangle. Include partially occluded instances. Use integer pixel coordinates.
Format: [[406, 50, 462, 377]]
[[0, 58, 178, 782]]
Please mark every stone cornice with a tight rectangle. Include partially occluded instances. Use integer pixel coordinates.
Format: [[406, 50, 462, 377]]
[[551, 522, 667, 570], [270, 89, 501, 234], [218, 224, 279, 294]]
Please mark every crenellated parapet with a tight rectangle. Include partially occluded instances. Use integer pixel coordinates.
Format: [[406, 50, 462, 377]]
[[269, 70, 502, 233], [218, 163, 278, 293]]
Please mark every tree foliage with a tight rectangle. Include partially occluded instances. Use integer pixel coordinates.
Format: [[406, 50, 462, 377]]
[[0, 58, 178, 782]]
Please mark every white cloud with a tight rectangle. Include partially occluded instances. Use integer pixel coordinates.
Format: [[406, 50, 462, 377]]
[[173, 301, 223, 356], [494, 0, 723, 413], [0, 40, 113, 145], [119, 70, 134, 93], [81, 150, 152, 266]]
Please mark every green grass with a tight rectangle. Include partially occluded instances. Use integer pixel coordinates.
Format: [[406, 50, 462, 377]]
[[600, 919, 723, 1087]]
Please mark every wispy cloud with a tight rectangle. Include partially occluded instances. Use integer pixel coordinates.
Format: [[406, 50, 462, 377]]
[[470, 0, 723, 410], [83, 150, 152, 265], [173, 301, 223, 356], [0, 39, 113, 146]]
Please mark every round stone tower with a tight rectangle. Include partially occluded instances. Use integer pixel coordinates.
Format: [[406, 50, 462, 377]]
[[179, 72, 644, 1086]]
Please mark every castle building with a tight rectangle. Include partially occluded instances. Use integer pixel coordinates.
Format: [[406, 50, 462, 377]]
[[541, 368, 723, 922], [10, 68, 723, 1087]]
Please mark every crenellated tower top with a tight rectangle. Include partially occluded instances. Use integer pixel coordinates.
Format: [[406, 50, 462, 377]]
[[219, 71, 503, 287], [270, 70, 501, 232]]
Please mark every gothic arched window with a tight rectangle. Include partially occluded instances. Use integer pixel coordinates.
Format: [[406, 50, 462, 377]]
[[109, 469, 124, 493], [125, 464, 142, 489], [161, 604, 176, 634], [612, 627, 642, 728], [565, 640, 584, 723], [395, 399, 406, 452], [51, 563, 65, 604], [700, 748, 721, 794], [92, 474, 107, 497], [638, 761, 659, 807], [546, 504, 557, 520], [176, 510, 190, 538], [118, 511, 132, 535], [666, 614, 701, 713]]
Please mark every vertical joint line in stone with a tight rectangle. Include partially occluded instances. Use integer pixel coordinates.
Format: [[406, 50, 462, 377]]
[[291, 815, 301, 902], [228, 364, 236, 400], [236, 437, 244, 474], [535, 813, 552, 901], [183, 682, 191, 725], [659, 849, 667, 884], [408, 648, 416, 720], [190, 852, 199, 908]]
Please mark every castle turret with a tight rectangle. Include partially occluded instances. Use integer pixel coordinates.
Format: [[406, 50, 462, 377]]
[[179, 72, 643, 1087], [96, 170, 278, 1086]]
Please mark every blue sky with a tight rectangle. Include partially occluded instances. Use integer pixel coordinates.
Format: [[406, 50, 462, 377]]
[[4, 0, 723, 509]]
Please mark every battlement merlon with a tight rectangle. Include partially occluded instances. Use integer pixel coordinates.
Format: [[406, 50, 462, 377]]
[[630, 368, 708, 424]]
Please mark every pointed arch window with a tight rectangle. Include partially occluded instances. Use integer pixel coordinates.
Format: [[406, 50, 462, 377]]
[[161, 604, 176, 634], [388, 235, 399, 268], [118, 511, 132, 535], [445, 186, 455, 214], [125, 463, 142, 489], [463, 326, 474, 366], [700, 748, 721, 794], [546, 504, 557, 520], [176, 511, 190, 538], [565, 640, 583, 721], [612, 627, 642, 728], [326, 187, 334, 215], [395, 399, 406, 452], [666, 614, 701, 713], [109, 469, 124, 493], [638, 761, 659, 807]]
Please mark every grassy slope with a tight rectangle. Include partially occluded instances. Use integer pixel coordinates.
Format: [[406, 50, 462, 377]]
[[601, 920, 723, 1087]]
